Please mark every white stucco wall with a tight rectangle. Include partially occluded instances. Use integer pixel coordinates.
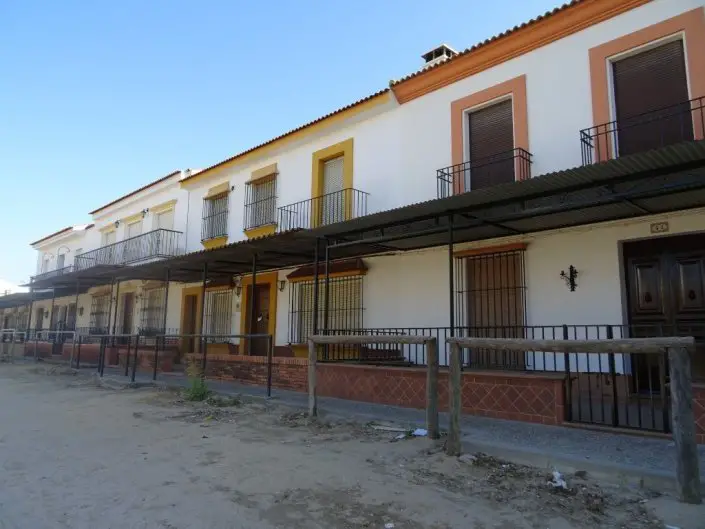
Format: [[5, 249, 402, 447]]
[[395, 0, 704, 206]]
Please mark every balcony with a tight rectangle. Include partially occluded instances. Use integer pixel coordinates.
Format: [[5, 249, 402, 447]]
[[277, 188, 369, 231], [580, 96, 705, 165], [30, 265, 74, 283], [74, 229, 183, 271], [436, 148, 533, 199]]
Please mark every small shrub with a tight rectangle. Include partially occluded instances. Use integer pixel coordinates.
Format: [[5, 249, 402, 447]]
[[206, 394, 241, 407], [184, 377, 211, 401], [183, 361, 210, 401]]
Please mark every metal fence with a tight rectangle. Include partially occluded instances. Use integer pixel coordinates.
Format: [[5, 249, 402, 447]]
[[201, 193, 229, 241], [437, 148, 533, 199], [580, 96, 705, 165], [277, 188, 369, 231], [75, 229, 183, 270]]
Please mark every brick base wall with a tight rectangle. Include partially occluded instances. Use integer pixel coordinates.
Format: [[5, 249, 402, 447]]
[[316, 364, 565, 425], [186, 354, 308, 392]]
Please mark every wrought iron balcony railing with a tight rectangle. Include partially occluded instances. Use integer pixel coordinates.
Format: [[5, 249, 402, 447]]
[[277, 188, 369, 231], [30, 265, 74, 283], [437, 148, 533, 199], [580, 96, 705, 165], [74, 229, 183, 271]]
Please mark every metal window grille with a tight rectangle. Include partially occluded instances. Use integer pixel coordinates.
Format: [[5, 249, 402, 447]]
[[203, 289, 233, 338], [139, 287, 166, 336], [244, 177, 277, 230], [288, 276, 364, 344], [202, 193, 229, 241], [89, 294, 111, 334], [455, 248, 527, 368]]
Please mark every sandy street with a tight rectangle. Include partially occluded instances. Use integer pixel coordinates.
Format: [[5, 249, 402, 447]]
[[0, 364, 699, 529]]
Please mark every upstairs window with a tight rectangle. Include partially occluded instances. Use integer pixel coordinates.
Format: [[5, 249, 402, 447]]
[[244, 176, 277, 231], [465, 99, 515, 190], [612, 40, 691, 156], [202, 192, 229, 241]]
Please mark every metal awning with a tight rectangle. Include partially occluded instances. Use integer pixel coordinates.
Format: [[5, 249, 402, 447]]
[[0, 288, 78, 309], [22, 140, 705, 293]]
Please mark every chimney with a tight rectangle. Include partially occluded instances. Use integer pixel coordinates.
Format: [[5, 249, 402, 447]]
[[421, 44, 458, 67]]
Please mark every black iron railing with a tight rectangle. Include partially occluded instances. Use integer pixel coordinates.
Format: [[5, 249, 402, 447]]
[[74, 229, 183, 271], [437, 148, 533, 199], [244, 177, 277, 231], [202, 193, 229, 241], [322, 323, 704, 433], [277, 188, 369, 231], [30, 265, 74, 283], [580, 96, 705, 165]]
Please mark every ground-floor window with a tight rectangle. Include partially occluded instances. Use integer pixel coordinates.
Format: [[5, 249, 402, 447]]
[[455, 247, 527, 368], [288, 275, 364, 343], [203, 289, 233, 338], [89, 294, 111, 334], [139, 287, 166, 336]]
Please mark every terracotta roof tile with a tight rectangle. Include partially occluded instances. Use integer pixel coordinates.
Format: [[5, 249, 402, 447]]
[[89, 170, 182, 215]]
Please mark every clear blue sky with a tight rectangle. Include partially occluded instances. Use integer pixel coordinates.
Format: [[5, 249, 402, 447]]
[[1, 0, 561, 285]]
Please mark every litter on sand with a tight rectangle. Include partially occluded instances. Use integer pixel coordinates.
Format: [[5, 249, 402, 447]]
[[412, 428, 428, 437], [547, 470, 568, 490]]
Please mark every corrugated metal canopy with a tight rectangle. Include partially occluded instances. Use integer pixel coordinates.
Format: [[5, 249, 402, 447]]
[[21, 140, 705, 297]]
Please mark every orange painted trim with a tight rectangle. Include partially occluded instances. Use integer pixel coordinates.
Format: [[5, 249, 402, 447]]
[[589, 8, 705, 161], [393, 0, 650, 104], [454, 242, 527, 258], [450, 75, 529, 193]]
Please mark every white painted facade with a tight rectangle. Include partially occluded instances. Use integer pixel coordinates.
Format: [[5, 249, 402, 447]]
[[4, 0, 703, 377]]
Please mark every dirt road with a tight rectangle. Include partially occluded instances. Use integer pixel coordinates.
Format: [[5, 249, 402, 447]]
[[0, 364, 698, 528]]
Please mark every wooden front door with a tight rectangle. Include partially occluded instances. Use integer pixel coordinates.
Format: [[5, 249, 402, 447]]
[[624, 233, 705, 388], [182, 294, 199, 354], [121, 293, 135, 334], [246, 284, 270, 355]]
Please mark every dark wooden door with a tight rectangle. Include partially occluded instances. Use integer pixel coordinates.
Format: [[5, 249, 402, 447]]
[[121, 293, 135, 334], [624, 233, 705, 388], [67, 304, 77, 330], [246, 284, 270, 355], [183, 294, 198, 354], [613, 40, 691, 156]]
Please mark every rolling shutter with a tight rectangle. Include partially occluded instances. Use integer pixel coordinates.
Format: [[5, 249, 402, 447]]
[[467, 99, 515, 190], [612, 40, 691, 155]]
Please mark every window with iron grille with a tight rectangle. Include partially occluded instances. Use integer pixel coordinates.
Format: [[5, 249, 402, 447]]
[[89, 294, 111, 334], [201, 192, 229, 241], [203, 289, 233, 338], [244, 177, 277, 231], [455, 248, 527, 368], [288, 276, 363, 343], [139, 287, 166, 336]]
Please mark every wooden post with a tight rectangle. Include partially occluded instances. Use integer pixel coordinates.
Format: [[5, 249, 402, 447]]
[[668, 346, 702, 504], [426, 337, 439, 440], [446, 341, 462, 456], [308, 338, 317, 418]]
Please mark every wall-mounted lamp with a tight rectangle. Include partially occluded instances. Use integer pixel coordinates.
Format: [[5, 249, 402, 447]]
[[44, 311, 49, 319], [278, 280, 286, 292], [560, 265, 579, 292], [114, 220, 121, 228], [234, 276, 242, 297], [78, 307, 84, 317], [141, 208, 149, 218]]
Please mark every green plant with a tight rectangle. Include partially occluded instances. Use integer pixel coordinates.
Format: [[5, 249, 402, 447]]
[[184, 376, 211, 401], [183, 361, 211, 401]]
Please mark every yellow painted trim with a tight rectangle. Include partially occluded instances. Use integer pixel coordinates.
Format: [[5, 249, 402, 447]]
[[239, 271, 278, 354], [311, 138, 354, 227], [250, 163, 278, 182], [201, 236, 228, 250], [288, 269, 366, 283], [99, 225, 116, 233], [180, 93, 390, 188], [292, 344, 308, 358], [150, 199, 177, 214], [244, 224, 276, 239], [205, 181, 231, 198], [121, 212, 144, 224]]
